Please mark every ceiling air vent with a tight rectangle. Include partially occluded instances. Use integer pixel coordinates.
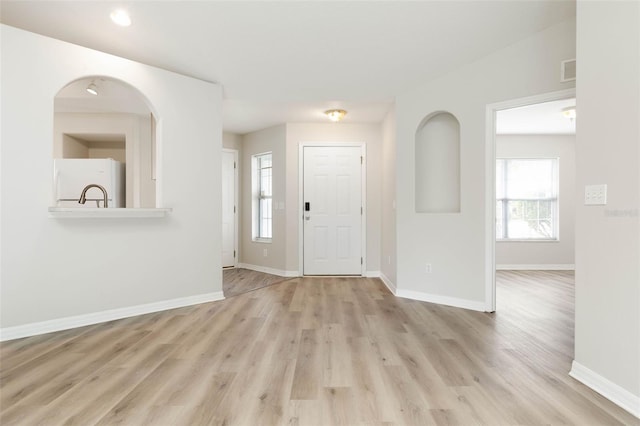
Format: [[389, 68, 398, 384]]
[[561, 59, 576, 82]]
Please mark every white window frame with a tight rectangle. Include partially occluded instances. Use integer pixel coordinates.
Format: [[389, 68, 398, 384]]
[[252, 152, 272, 242], [496, 157, 559, 242]]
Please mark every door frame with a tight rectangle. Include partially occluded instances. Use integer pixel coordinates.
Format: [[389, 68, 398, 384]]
[[222, 148, 239, 268], [484, 88, 576, 312], [298, 142, 367, 276]]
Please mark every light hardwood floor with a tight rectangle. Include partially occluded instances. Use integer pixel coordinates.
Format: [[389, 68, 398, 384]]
[[1, 272, 638, 425], [223, 268, 291, 298]]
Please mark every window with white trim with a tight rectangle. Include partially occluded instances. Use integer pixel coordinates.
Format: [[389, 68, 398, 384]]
[[252, 152, 272, 240], [496, 158, 559, 240]]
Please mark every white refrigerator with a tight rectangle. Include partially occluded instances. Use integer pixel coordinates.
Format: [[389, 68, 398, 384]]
[[53, 159, 125, 208]]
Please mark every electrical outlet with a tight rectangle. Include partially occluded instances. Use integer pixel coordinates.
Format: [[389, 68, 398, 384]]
[[585, 184, 607, 205], [425, 263, 432, 273], [263, 248, 268, 257]]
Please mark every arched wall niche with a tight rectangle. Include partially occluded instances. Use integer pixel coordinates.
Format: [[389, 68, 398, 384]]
[[415, 111, 461, 213], [53, 75, 157, 208]]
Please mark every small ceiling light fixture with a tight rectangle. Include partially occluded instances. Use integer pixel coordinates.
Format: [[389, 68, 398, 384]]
[[325, 109, 347, 122], [110, 9, 132, 27], [562, 106, 576, 121], [86, 82, 98, 96]]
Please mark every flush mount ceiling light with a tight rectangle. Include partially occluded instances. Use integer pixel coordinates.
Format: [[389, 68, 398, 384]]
[[325, 109, 347, 122], [562, 106, 576, 120], [110, 9, 131, 27], [86, 82, 98, 96]]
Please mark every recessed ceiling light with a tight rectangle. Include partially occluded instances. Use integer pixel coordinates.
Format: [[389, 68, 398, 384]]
[[110, 9, 131, 27]]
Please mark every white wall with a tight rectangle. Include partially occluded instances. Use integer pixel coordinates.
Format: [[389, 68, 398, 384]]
[[62, 135, 91, 158], [572, 1, 640, 413], [240, 125, 287, 272], [285, 123, 382, 275], [223, 132, 242, 151], [87, 141, 126, 164], [395, 18, 576, 309], [381, 109, 397, 287], [0, 25, 223, 335], [495, 134, 575, 268]]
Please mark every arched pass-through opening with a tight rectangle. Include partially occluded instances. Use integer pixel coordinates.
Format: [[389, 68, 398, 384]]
[[53, 76, 158, 209]]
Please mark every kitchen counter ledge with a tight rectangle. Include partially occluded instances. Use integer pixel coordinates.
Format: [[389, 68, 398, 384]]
[[48, 207, 172, 219]]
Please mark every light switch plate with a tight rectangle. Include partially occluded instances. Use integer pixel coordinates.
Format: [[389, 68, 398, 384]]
[[585, 184, 607, 205]]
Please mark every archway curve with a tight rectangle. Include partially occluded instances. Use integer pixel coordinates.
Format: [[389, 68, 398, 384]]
[[55, 75, 158, 118], [53, 75, 158, 208]]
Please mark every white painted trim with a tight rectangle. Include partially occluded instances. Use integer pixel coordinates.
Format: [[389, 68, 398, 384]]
[[365, 271, 380, 278], [298, 142, 367, 277], [0, 291, 225, 342], [396, 289, 486, 312], [485, 88, 576, 313], [154, 119, 164, 206], [570, 361, 640, 418], [485, 104, 497, 312], [222, 148, 239, 268], [237, 262, 299, 278], [380, 273, 397, 295], [496, 264, 575, 270]]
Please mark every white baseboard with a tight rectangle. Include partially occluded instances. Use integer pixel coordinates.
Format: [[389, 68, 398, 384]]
[[570, 361, 640, 418], [395, 289, 486, 312], [0, 291, 225, 342], [237, 263, 299, 278], [496, 264, 575, 271], [365, 270, 380, 278], [379, 273, 397, 294], [377, 275, 484, 312]]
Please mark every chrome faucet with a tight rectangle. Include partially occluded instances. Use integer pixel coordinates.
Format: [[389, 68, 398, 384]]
[[78, 184, 109, 208]]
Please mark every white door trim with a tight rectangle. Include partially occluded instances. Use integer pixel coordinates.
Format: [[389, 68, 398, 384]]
[[222, 148, 239, 268], [298, 142, 367, 276], [484, 88, 576, 312]]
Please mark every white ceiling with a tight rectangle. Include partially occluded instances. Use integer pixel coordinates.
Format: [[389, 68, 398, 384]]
[[497, 98, 576, 135], [1, 1, 576, 134]]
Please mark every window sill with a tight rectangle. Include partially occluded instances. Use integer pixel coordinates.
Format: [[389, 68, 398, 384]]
[[497, 239, 559, 243], [252, 238, 272, 244], [48, 207, 172, 219]]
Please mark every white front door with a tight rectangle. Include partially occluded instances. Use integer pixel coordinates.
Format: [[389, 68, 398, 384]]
[[222, 149, 237, 268], [303, 146, 363, 275]]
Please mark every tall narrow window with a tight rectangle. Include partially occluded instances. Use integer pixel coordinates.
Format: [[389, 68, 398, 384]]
[[253, 152, 272, 240], [496, 158, 559, 240]]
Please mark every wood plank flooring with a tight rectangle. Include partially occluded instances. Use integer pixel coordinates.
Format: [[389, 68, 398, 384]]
[[1, 272, 638, 425], [223, 268, 292, 298]]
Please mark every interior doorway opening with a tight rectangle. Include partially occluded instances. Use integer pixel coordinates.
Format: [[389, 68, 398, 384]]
[[485, 88, 576, 311], [222, 148, 239, 268]]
